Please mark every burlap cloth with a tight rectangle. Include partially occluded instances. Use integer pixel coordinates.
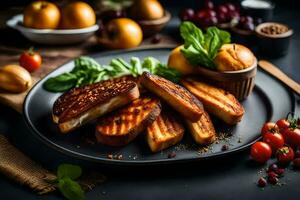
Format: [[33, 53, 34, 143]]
[[0, 31, 178, 194], [0, 135, 106, 194]]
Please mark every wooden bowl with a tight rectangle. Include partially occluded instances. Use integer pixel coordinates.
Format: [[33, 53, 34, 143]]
[[136, 10, 171, 38], [255, 22, 293, 57], [194, 59, 257, 101]]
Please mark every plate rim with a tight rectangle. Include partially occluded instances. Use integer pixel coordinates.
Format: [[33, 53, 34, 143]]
[[23, 47, 297, 165]]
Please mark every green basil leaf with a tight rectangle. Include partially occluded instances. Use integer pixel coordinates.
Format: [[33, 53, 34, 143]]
[[205, 27, 231, 59], [58, 177, 85, 200], [179, 22, 231, 69], [180, 21, 204, 49], [43, 73, 77, 92], [57, 164, 82, 180], [156, 63, 181, 83]]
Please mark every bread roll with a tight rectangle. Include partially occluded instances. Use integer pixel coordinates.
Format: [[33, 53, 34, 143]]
[[214, 44, 256, 71]]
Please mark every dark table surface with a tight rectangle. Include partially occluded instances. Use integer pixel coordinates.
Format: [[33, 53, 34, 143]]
[[1, 2, 300, 200]]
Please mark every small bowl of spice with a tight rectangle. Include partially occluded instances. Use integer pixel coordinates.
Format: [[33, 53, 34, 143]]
[[255, 22, 293, 57]]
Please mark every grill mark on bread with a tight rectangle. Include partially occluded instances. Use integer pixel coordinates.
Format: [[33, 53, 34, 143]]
[[54, 78, 137, 123], [146, 111, 184, 152], [185, 111, 216, 145], [53, 76, 138, 117], [95, 97, 161, 146], [181, 78, 244, 125], [183, 79, 240, 113], [140, 72, 204, 122]]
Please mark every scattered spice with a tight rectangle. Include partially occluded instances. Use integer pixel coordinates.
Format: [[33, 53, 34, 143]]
[[107, 154, 123, 160], [221, 145, 229, 151], [238, 138, 242, 143]]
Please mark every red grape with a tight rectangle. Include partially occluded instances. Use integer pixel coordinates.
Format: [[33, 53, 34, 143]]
[[225, 3, 237, 12], [180, 8, 195, 21], [217, 5, 228, 15], [204, 0, 214, 9], [218, 13, 228, 23], [206, 9, 217, 18]]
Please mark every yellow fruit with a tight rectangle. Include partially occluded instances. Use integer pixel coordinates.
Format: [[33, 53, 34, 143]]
[[0, 65, 32, 93], [98, 18, 143, 49], [60, 1, 96, 29], [23, 1, 60, 29], [168, 45, 194, 75], [130, 0, 164, 20]]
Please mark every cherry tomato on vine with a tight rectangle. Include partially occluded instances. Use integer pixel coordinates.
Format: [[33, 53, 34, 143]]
[[276, 146, 294, 165], [251, 142, 272, 163], [281, 128, 300, 148], [261, 122, 279, 137], [19, 47, 42, 72], [262, 132, 284, 153], [276, 119, 290, 132]]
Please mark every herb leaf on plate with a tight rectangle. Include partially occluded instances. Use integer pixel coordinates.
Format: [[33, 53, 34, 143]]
[[43, 56, 181, 92], [180, 21, 231, 69]]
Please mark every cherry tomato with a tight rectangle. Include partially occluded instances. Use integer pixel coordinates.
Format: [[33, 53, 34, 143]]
[[281, 128, 300, 148], [19, 48, 42, 72], [251, 142, 272, 163], [262, 132, 284, 153], [276, 146, 294, 165], [261, 122, 279, 137], [276, 118, 290, 132]]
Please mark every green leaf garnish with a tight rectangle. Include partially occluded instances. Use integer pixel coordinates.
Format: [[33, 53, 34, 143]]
[[54, 164, 85, 200], [57, 164, 82, 180], [179, 21, 231, 69], [43, 56, 181, 92], [58, 177, 85, 200]]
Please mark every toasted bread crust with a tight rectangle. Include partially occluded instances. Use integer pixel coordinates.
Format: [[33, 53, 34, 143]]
[[95, 97, 161, 146], [140, 72, 204, 122], [181, 78, 244, 125], [53, 78, 140, 133], [54, 78, 138, 123], [185, 111, 216, 145], [147, 111, 184, 152]]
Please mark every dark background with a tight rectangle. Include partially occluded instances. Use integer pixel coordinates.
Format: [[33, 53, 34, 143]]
[[1, 0, 300, 200]]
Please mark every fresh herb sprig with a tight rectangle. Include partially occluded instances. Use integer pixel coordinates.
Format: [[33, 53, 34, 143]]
[[43, 56, 181, 92], [180, 21, 231, 69], [53, 164, 85, 200]]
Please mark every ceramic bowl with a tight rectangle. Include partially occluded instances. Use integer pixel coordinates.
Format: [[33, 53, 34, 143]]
[[6, 14, 99, 45], [255, 22, 293, 57]]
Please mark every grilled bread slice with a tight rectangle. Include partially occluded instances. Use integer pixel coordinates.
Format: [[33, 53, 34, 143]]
[[185, 111, 216, 145], [146, 111, 184, 152], [95, 97, 161, 146], [140, 72, 204, 122], [181, 78, 244, 125], [53, 78, 140, 133]]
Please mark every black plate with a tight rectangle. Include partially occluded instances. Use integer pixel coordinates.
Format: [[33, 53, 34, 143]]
[[23, 48, 296, 165]]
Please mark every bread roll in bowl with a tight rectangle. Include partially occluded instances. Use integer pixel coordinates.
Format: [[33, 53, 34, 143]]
[[214, 44, 256, 71]]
